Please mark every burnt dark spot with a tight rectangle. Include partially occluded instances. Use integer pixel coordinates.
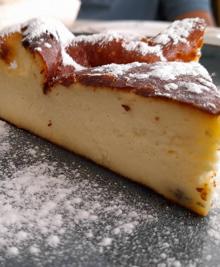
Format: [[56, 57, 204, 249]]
[[155, 116, 160, 121], [196, 186, 208, 201], [122, 104, 131, 111], [213, 180, 216, 187], [43, 84, 50, 94], [196, 188, 203, 193], [48, 120, 52, 127], [21, 26, 28, 32], [22, 39, 30, 48], [49, 33, 54, 39], [205, 130, 212, 137]]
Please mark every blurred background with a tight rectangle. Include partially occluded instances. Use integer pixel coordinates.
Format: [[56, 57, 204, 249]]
[[0, 0, 81, 28], [0, 0, 220, 29], [213, 0, 220, 25]]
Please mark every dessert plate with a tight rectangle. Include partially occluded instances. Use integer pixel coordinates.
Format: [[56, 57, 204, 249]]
[[0, 44, 220, 266]]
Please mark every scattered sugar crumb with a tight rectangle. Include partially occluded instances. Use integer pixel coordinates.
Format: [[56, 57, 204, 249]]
[[8, 60, 18, 70], [85, 231, 93, 238], [206, 255, 212, 261], [99, 237, 112, 247], [7, 247, 19, 257], [16, 231, 28, 242], [0, 120, 9, 137], [47, 235, 60, 248], [44, 42, 52, 48], [0, 120, 10, 156], [34, 47, 42, 52], [164, 83, 178, 90], [29, 245, 40, 255], [0, 131, 155, 264], [27, 148, 37, 156]]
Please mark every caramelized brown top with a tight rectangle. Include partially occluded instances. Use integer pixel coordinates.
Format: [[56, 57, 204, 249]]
[[76, 62, 220, 115], [1, 18, 220, 114], [67, 18, 205, 67]]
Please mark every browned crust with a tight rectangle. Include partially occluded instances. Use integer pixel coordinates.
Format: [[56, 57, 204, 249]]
[[149, 20, 205, 62], [67, 20, 205, 67], [17, 18, 206, 90], [0, 33, 19, 64], [0, 19, 219, 115], [76, 64, 220, 115], [21, 32, 77, 93]]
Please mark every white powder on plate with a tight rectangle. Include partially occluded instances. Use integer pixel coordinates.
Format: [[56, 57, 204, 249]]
[[0, 120, 10, 156], [1, 122, 220, 266], [0, 120, 8, 137], [29, 245, 40, 255], [99, 237, 112, 247], [47, 235, 60, 248], [7, 247, 19, 257], [0, 133, 155, 259]]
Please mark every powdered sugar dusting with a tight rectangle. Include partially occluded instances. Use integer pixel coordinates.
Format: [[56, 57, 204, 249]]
[[177, 81, 210, 94], [47, 235, 60, 248], [0, 126, 155, 262], [72, 31, 134, 46], [90, 61, 212, 87], [0, 24, 21, 37], [22, 17, 74, 47], [0, 120, 8, 138], [4, 17, 82, 69], [22, 17, 80, 69], [164, 83, 178, 90], [1, 120, 220, 265], [0, 120, 10, 156], [153, 18, 204, 45], [91, 62, 143, 76], [146, 62, 211, 81], [122, 41, 165, 61], [7, 247, 19, 257], [72, 18, 203, 61], [61, 47, 85, 70], [73, 31, 166, 60]]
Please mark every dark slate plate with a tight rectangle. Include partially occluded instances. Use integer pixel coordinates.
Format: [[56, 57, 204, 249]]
[[0, 44, 220, 267]]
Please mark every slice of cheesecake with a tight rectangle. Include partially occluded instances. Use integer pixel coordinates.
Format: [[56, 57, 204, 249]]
[[0, 18, 220, 216]]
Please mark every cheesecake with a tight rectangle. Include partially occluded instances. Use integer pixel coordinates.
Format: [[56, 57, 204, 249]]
[[0, 18, 219, 216]]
